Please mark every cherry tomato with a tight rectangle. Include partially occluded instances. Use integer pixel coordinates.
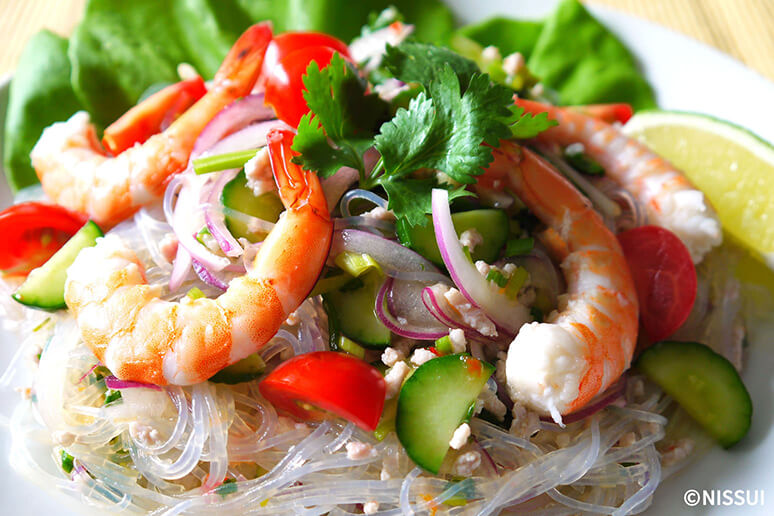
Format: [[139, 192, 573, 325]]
[[571, 103, 634, 125], [262, 31, 350, 76], [617, 225, 697, 342], [102, 76, 207, 155], [0, 202, 89, 275], [259, 351, 386, 431]]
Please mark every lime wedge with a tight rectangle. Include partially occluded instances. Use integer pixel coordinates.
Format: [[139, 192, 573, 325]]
[[623, 111, 774, 277]]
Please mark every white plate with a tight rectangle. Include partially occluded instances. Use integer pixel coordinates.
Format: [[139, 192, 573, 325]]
[[1, 1, 773, 514]]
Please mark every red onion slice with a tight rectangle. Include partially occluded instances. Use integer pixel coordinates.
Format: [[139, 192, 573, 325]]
[[432, 189, 530, 335], [541, 377, 627, 425], [105, 375, 162, 391], [375, 278, 448, 340], [191, 94, 275, 158], [421, 284, 494, 340], [192, 258, 229, 291], [330, 229, 438, 277]]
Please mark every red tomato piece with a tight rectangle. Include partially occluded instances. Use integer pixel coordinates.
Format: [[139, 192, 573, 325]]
[[259, 351, 386, 431], [264, 46, 343, 127], [0, 202, 89, 275], [617, 225, 697, 342], [262, 31, 350, 77]]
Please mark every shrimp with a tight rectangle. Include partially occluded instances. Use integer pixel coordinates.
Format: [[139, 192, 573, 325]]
[[64, 129, 333, 385], [30, 23, 273, 229], [483, 142, 638, 423], [515, 98, 722, 263]]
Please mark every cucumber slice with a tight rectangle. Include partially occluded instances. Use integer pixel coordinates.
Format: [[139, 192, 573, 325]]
[[13, 220, 103, 310], [636, 340, 752, 448], [396, 354, 494, 473], [397, 209, 509, 266], [220, 171, 283, 243], [209, 353, 266, 384], [323, 274, 390, 348]]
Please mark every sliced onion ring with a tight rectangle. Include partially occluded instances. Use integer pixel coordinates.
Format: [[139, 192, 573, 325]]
[[375, 278, 448, 341], [105, 376, 162, 391], [431, 189, 530, 335]]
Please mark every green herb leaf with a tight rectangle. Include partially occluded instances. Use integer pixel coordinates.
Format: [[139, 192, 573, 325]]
[[302, 53, 388, 140], [375, 69, 514, 184], [379, 177, 470, 227], [509, 106, 557, 138], [383, 42, 480, 92], [291, 113, 362, 178]]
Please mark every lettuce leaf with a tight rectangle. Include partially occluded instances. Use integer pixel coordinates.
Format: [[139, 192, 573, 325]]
[[2, 31, 84, 192]]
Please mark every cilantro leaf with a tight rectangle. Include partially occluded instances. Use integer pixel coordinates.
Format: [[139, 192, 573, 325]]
[[291, 53, 387, 178], [379, 176, 472, 227], [509, 105, 557, 138], [383, 42, 480, 93], [292, 113, 358, 178], [302, 53, 388, 139], [375, 67, 513, 184]]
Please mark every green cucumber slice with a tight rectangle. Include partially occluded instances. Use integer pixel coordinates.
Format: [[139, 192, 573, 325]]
[[209, 353, 266, 384], [396, 354, 494, 473], [13, 220, 103, 310], [636, 340, 752, 448], [220, 170, 283, 243], [323, 274, 390, 348], [397, 209, 509, 266]]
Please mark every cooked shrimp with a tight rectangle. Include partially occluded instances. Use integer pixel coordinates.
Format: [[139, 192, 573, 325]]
[[64, 129, 333, 385], [484, 142, 638, 423], [31, 23, 272, 229], [515, 98, 722, 263]]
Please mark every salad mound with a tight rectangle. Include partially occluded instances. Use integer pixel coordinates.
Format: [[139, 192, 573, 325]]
[[0, 1, 764, 515]]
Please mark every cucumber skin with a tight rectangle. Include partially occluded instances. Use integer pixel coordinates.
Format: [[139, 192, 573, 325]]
[[13, 220, 103, 310], [323, 276, 391, 349], [220, 170, 283, 243], [396, 354, 494, 474], [397, 209, 509, 266], [209, 353, 266, 384], [636, 340, 752, 448]]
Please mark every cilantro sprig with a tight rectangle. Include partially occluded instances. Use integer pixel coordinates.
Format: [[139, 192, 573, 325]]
[[291, 41, 557, 228]]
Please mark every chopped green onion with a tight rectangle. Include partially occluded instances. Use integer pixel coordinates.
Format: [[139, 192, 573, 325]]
[[434, 335, 452, 354], [335, 252, 382, 278], [33, 317, 51, 332], [504, 267, 529, 299], [195, 227, 211, 246], [60, 449, 74, 474], [485, 269, 508, 288], [308, 274, 353, 298], [104, 389, 122, 405], [193, 149, 258, 175], [337, 335, 366, 359], [505, 237, 534, 257], [186, 287, 205, 300], [441, 478, 476, 506], [564, 147, 605, 176], [215, 478, 238, 497]]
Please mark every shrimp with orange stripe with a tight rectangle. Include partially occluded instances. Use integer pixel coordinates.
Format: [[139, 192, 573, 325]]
[[30, 23, 272, 229], [515, 98, 722, 263], [64, 129, 333, 385], [481, 141, 639, 423]]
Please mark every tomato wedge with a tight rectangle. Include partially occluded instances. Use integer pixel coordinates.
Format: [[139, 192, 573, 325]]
[[259, 351, 386, 431], [617, 225, 697, 342], [264, 46, 344, 127], [0, 202, 89, 276], [262, 31, 350, 77], [102, 76, 207, 155]]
